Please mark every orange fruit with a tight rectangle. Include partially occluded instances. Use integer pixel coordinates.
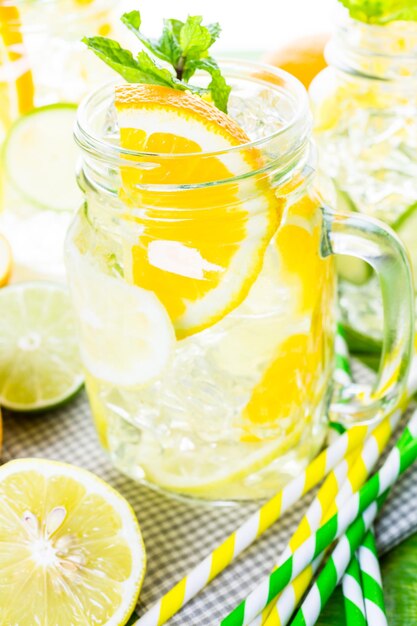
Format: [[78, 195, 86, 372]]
[[115, 84, 282, 338], [0, 3, 34, 130], [0, 234, 13, 286], [263, 34, 329, 88]]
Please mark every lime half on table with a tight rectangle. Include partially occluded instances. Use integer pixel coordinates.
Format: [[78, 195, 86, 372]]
[[0, 282, 83, 411]]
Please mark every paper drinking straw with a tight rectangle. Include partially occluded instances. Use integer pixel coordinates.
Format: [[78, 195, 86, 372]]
[[333, 322, 352, 388], [358, 528, 388, 625], [134, 348, 417, 626], [133, 418, 376, 626], [220, 409, 417, 626], [251, 448, 361, 626], [342, 553, 367, 626], [259, 406, 402, 626], [294, 429, 402, 626], [290, 494, 389, 626], [333, 325, 387, 625]]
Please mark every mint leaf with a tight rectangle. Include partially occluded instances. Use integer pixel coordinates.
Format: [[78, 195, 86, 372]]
[[164, 18, 184, 43], [184, 57, 231, 113], [82, 37, 148, 83], [135, 51, 188, 89], [83, 37, 186, 89], [83, 12, 231, 113], [206, 22, 221, 45], [179, 16, 212, 57], [121, 11, 181, 65], [339, 0, 417, 23]]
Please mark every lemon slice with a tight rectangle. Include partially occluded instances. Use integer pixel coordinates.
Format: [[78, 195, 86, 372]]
[[0, 233, 12, 286], [0, 282, 83, 411], [67, 247, 175, 387], [0, 458, 145, 625], [115, 84, 281, 338]]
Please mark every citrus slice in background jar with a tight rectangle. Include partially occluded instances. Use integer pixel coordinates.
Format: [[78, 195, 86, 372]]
[[0, 3, 34, 138], [115, 84, 281, 338], [0, 458, 145, 625]]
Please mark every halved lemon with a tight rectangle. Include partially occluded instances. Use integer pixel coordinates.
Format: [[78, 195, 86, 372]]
[[0, 458, 145, 625], [115, 84, 281, 338]]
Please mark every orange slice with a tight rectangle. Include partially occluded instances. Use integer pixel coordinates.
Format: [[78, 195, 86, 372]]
[[114, 84, 281, 338], [0, 4, 34, 125], [242, 193, 335, 435], [0, 234, 12, 286]]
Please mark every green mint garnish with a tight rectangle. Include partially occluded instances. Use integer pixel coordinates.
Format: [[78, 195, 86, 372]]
[[83, 11, 231, 113], [339, 0, 417, 24]]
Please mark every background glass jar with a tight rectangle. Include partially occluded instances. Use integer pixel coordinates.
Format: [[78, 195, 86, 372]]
[[310, 14, 417, 340], [66, 62, 414, 502], [0, 0, 121, 281]]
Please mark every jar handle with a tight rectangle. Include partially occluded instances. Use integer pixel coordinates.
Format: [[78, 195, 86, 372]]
[[322, 206, 414, 424]]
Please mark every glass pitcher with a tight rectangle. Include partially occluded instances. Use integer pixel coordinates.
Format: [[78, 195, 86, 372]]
[[0, 0, 121, 281], [310, 14, 417, 338], [66, 61, 414, 502]]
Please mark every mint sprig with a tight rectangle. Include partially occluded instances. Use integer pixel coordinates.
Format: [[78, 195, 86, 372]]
[[339, 0, 417, 24], [83, 11, 231, 113]]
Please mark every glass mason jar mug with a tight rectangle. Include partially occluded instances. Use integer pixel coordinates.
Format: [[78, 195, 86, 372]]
[[310, 16, 417, 337], [66, 61, 414, 502], [0, 0, 120, 281]]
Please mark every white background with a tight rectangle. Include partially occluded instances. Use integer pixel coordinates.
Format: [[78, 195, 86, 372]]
[[126, 0, 339, 54]]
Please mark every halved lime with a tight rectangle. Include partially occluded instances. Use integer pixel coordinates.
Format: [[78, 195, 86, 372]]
[[0, 282, 83, 411], [2, 103, 82, 212]]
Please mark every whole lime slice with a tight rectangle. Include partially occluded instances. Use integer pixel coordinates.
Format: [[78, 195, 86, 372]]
[[2, 103, 82, 212], [0, 282, 84, 411]]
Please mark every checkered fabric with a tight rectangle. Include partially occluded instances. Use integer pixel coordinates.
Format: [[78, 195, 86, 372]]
[[1, 360, 416, 625]]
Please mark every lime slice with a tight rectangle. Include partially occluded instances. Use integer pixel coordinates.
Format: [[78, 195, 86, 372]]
[[0, 282, 83, 411], [2, 103, 82, 212], [0, 458, 145, 625]]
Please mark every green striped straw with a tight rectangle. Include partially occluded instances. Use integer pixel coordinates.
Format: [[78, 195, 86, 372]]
[[256, 405, 402, 626], [290, 493, 389, 626], [358, 529, 388, 625], [333, 324, 371, 626], [342, 553, 367, 626], [333, 323, 352, 389], [219, 408, 417, 626], [268, 404, 415, 626], [252, 324, 387, 626]]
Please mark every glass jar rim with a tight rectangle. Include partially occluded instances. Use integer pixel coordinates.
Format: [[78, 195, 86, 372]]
[[328, 10, 417, 71], [74, 59, 311, 164]]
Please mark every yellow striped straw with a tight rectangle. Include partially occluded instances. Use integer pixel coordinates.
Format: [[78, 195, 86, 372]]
[[134, 420, 380, 626], [259, 406, 402, 626]]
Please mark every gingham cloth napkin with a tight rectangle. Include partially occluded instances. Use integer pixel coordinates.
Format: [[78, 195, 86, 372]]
[[1, 361, 416, 624]]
